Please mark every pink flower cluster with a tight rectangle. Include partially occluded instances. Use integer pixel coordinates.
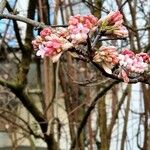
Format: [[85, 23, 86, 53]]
[[32, 27, 73, 62], [93, 47, 150, 82], [32, 11, 150, 82], [32, 14, 99, 61], [98, 11, 128, 37], [68, 14, 98, 44], [118, 49, 150, 82], [32, 12, 129, 63], [93, 46, 119, 74]]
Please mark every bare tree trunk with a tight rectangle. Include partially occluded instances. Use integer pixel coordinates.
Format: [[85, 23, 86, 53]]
[[142, 84, 150, 150], [107, 85, 129, 148], [120, 85, 131, 150], [38, 1, 57, 149], [84, 63, 93, 150], [98, 96, 108, 150]]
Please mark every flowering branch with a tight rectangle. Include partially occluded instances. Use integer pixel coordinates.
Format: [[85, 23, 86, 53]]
[[92, 61, 150, 84], [31, 11, 150, 84]]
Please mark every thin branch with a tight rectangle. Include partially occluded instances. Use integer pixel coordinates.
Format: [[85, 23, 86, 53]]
[[136, 26, 150, 31], [107, 85, 129, 144], [82, 0, 109, 13], [0, 108, 43, 139], [0, 13, 46, 28], [136, 115, 143, 149], [99, 37, 127, 41], [0, 112, 31, 135], [0, 13, 68, 29], [120, 85, 131, 150], [72, 78, 109, 87], [119, 0, 129, 11], [68, 102, 86, 117], [0, 0, 6, 13], [130, 109, 145, 115], [92, 34, 102, 48], [0, 77, 47, 134], [5, 1, 25, 52]]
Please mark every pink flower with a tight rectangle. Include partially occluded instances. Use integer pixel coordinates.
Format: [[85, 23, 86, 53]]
[[113, 26, 128, 37], [70, 33, 88, 44], [118, 49, 149, 82], [62, 42, 73, 51], [93, 46, 119, 64], [69, 23, 89, 44], [121, 49, 134, 57], [68, 14, 98, 28], [55, 27, 69, 38], [93, 46, 119, 74], [36, 45, 46, 58], [136, 52, 150, 63], [97, 11, 123, 27], [118, 69, 129, 83], [68, 14, 98, 44], [32, 26, 73, 62], [68, 15, 80, 25], [83, 14, 98, 29], [131, 57, 147, 73], [35, 34, 72, 62], [40, 27, 52, 38], [32, 36, 43, 50], [98, 11, 128, 38], [106, 11, 123, 26], [119, 50, 148, 73]]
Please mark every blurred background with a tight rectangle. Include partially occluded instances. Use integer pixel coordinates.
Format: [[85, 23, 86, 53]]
[[0, 0, 150, 149]]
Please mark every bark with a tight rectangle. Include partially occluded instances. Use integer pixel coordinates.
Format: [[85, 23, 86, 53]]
[[38, 0, 57, 149], [98, 96, 108, 150], [141, 84, 150, 150], [120, 85, 131, 150], [60, 2, 84, 148], [107, 85, 129, 147], [0, 0, 6, 13], [70, 81, 120, 149]]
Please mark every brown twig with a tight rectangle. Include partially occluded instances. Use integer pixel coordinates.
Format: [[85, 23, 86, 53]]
[[0, 13, 46, 28], [0, 108, 44, 139], [0, 0, 6, 13]]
